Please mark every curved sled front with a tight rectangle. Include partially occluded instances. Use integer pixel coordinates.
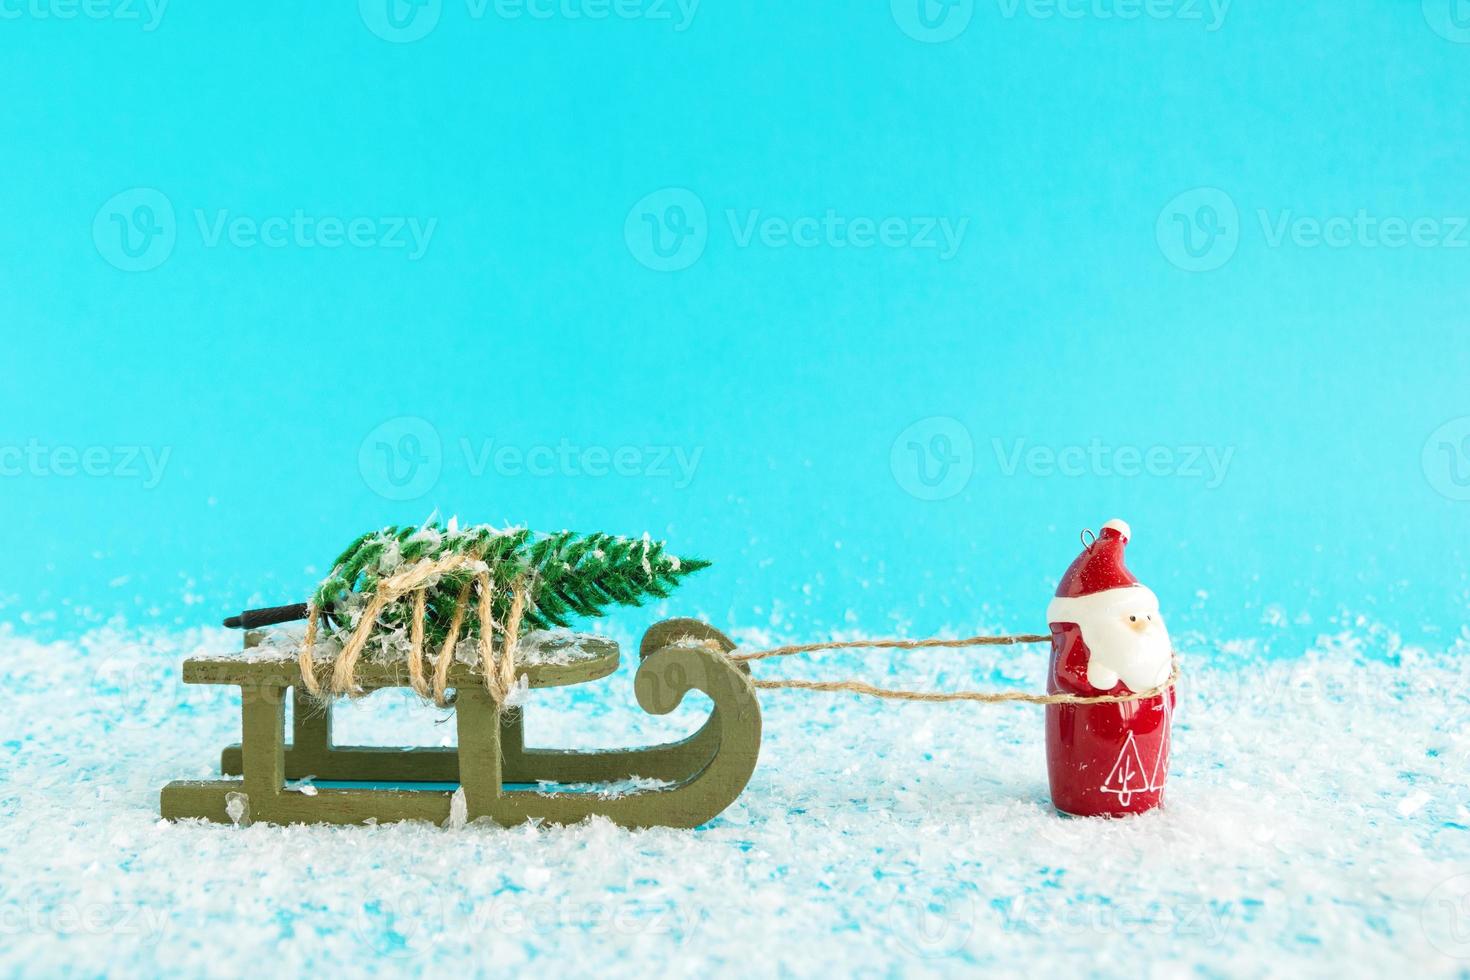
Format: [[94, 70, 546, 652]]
[[489, 618, 747, 788], [163, 619, 761, 830], [467, 638, 760, 829]]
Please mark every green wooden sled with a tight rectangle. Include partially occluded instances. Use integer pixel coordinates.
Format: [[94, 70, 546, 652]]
[[159, 619, 761, 830]]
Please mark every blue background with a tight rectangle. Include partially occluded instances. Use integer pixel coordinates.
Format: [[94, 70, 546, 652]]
[[4, 0, 1469, 655]]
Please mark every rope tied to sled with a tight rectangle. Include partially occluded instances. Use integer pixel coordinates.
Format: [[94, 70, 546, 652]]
[[727, 634, 1180, 705], [298, 552, 530, 707]]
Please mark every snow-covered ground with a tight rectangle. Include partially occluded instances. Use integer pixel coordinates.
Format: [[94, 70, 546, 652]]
[[3, 621, 1468, 977]]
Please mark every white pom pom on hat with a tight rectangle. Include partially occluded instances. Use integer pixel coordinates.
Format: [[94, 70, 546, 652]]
[[1100, 518, 1130, 540]]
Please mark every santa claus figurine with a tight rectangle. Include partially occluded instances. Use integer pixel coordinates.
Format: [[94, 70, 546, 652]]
[[1045, 518, 1175, 817]]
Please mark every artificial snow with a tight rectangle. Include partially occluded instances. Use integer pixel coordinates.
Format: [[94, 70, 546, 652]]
[[3, 621, 1469, 976]]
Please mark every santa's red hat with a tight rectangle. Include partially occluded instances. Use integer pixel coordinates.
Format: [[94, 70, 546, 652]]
[[1047, 519, 1155, 625]]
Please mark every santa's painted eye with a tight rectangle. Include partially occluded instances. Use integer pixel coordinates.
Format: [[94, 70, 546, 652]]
[[1129, 615, 1137, 622]]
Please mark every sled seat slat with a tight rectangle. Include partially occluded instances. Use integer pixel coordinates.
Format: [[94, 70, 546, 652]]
[[180, 633, 620, 691]]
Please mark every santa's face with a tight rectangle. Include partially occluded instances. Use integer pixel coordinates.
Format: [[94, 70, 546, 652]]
[[1079, 592, 1172, 693]]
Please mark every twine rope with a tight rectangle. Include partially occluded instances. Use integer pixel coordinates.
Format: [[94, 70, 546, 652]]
[[294, 564, 1178, 707], [731, 633, 1051, 662], [297, 553, 530, 706], [732, 633, 1179, 705]]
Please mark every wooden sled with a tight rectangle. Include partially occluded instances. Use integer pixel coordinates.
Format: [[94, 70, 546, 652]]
[[159, 619, 761, 830]]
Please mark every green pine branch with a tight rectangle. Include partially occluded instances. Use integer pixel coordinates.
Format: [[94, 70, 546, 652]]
[[312, 523, 710, 647]]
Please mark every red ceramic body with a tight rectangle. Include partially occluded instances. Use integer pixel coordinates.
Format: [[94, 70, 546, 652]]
[[1045, 622, 1174, 817]]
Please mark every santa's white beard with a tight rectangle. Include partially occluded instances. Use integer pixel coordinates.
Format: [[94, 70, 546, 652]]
[[1078, 615, 1172, 692], [1047, 586, 1173, 693]]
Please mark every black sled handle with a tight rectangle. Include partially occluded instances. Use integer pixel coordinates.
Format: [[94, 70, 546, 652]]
[[222, 602, 311, 630]]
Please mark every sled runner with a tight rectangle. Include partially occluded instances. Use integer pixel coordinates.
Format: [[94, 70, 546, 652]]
[[159, 619, 762, 830]]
